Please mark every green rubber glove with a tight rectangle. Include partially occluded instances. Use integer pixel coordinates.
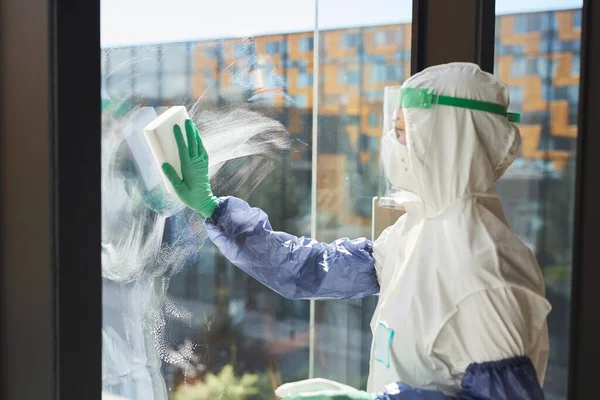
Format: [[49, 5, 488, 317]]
[[283, 389, 377, 400], [161, 119, 219, 219]]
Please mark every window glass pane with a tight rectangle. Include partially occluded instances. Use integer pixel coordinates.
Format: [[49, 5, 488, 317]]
[[162, 73, 189, 100], [106, 72, 132, 99], [135, 71, 160, 99], [314, 0, 412, 389], [108, 47, 134, 73], [134, 46, 160, 72], [496, 3, 582, 398], [101, 2, 315, 399]]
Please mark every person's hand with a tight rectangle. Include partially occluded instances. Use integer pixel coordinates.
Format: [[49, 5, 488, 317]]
[[161, 119, 219, 219]]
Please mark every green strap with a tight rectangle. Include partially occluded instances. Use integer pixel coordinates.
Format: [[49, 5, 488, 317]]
[[399, 87, 521, 123]]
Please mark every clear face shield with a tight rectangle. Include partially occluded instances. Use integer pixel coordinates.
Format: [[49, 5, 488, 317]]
[[377, 86, 521, 209]]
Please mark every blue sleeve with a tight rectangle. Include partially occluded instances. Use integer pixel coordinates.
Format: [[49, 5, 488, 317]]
[[459, 357, 544, 400], [204, 197, 380, 300], [375, 357, 543, 400], [376, 383, 453, 400]]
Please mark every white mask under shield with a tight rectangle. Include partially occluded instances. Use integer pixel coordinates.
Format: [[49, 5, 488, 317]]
[[381, 128, 418, 197]]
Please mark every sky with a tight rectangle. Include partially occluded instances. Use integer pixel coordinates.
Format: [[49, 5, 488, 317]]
[[101, 0, 583, 47]]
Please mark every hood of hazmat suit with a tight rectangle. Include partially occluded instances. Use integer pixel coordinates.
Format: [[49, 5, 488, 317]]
[[368, 63, 551, 395]]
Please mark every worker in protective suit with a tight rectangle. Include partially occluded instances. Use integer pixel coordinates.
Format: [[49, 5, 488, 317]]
[[162, 62, 551, 399]]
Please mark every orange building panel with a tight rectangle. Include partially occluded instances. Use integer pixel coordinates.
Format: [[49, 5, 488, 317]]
[[551, 52, 580, 87], [496, 55, 547, 112], [519, 124, 574, 169], [192, 44, 219, 99], [498, 16, 542, 54], [316, 154, 347, 214], [556, 10, 582, 41], [550, 100, 577, 138], [322, 29, 359, 59]]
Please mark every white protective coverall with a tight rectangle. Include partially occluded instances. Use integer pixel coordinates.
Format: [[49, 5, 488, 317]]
[[368, 62, 551, 395]]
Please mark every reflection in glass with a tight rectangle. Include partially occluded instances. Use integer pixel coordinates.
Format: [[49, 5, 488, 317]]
[[101, 36, 310, 399]]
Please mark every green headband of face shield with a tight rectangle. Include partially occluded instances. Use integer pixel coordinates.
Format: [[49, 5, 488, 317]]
[[398, 87, 521, 123]]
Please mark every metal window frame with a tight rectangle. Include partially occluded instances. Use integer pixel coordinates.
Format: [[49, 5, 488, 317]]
[[1, 0, 101, 398], [568, 0, 600, 398], [1, 0, 55, 398], [51, 0, 102, 397], [411, 0, 496, 74]]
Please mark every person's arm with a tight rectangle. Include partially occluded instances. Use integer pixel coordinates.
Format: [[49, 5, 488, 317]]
[[161, 119, 379, 300], [205, 196, 379, 300]]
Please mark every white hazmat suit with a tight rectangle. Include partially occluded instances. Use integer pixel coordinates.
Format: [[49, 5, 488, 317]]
[[369, 62, 550, 395]]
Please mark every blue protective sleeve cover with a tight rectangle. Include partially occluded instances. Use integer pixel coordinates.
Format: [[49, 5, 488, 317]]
[[376, 383, 453, 400], [204, 197, 380, 300], [459, 357, 545, 400], [376, 357, 544, 400]]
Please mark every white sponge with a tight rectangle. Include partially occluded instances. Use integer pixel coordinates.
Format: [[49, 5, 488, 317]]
[[143, 106, 190, 194]]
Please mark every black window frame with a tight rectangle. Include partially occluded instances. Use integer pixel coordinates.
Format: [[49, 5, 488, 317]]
[[1, 0, 599, 399]]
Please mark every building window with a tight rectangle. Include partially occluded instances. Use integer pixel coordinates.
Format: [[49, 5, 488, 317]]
[[297, 72, 313, 88], [510, 58, 527, 77], [204, 46, 218, 58], [343, 33, 360, 48], [346, 70, 360, 85], [266, 41, 282, 54], [374, 31, 386, 46], [571, 53, 581, 76], [291, 94, 307, 108], [234, 44, 248, 59], [511, 57, 553, 77], [368, 114, 379, 127], [375, 30, 402, 46], [573, 9, 582, 28], [509, 86, 524, 105], [540, 13, 552, 31], [371, 64, 399, 82], [568, 85, 579, 104], [337, 69, 360, 86], [532, 58, 552, 76], [298, 37, 314, 52], [514, 14, 542, 34], [539, 37, 553, 52]]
